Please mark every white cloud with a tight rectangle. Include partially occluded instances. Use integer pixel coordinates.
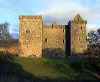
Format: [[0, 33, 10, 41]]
[[38, 0, 100, 32], [87, 24, 100, 32], [0, 0, 100, 33], [39, 1, 88, 24]]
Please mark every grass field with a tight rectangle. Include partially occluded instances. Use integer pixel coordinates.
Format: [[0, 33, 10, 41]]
[[0, 52, 100, 81]]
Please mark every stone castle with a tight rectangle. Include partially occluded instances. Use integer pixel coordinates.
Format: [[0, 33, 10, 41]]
[[19, 14, 87, 58]]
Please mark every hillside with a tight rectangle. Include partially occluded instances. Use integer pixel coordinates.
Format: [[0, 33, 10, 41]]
[[0, 52, 100, 81]]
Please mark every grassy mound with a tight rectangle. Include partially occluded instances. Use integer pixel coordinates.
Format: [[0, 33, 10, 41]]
[[0, 52, 100, 81]]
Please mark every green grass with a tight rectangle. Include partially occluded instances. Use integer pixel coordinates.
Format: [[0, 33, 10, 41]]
[[0, 52, 100, 80], [13, 57, 74, 79]]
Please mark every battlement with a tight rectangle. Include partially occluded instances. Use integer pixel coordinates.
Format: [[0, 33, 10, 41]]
[[43, 24, 65, 29], [19, 15, 42, 19], [71, 14, 87, 24]]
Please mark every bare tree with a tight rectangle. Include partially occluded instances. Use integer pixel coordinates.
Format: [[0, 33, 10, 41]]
[[87, 31, 98, 44], [0, 22, 11, 40]]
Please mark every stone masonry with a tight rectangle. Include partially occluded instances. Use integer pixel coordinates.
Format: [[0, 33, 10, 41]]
[[71, 14, 87, 54], [18, 14, 87, 58], [19, 16, 42, 58]]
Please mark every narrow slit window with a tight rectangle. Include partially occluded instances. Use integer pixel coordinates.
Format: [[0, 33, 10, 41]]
[[63, 29, 64, 32], [63, 40, 64, 44], [81, 26, 82, 30], [45, 38, 47, 42]]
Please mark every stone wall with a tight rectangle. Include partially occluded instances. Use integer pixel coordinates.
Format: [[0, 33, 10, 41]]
[[42, 24, 66, 58], [19, 16, 42, 58], [0, 40, 19, 55], [71, 14, 87, 55]]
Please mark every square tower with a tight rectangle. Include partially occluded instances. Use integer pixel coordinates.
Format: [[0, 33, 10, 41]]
[[19, 16, 42, 58], [70, 14, 87, 55]]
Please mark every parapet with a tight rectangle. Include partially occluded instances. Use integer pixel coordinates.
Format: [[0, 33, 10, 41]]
[[71, 14, 87, 24], [19, 15, 42, 19], [43, 24, 65, 29]]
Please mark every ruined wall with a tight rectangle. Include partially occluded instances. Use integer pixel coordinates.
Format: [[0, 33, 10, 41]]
[[0, 45, 19, 55], [19, 16, 42, 58], [71, 14, 87, 55], [0, 40, 19, 55], [42, 24, 66, 58]]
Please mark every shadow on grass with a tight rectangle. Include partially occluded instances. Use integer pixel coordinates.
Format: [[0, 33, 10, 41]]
[[67, 56, 100, 80], [42, 48, 66, 58], [0, 51, 69, 82], [0, 51, 100, 81]]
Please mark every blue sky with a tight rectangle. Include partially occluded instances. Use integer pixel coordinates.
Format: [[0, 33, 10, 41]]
[[0, 0, 100, 34]]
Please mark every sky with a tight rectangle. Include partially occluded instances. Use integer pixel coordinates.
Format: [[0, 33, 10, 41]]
[[0, 0, 100, 35]]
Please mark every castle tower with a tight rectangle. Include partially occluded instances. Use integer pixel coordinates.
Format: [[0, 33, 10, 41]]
[[70, 14, 87, 55], [19, 16, 42, 58]]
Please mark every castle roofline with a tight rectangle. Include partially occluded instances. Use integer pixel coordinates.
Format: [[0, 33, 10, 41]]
[[19, 15, 42, 19], [71, 14, 87, 24]]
